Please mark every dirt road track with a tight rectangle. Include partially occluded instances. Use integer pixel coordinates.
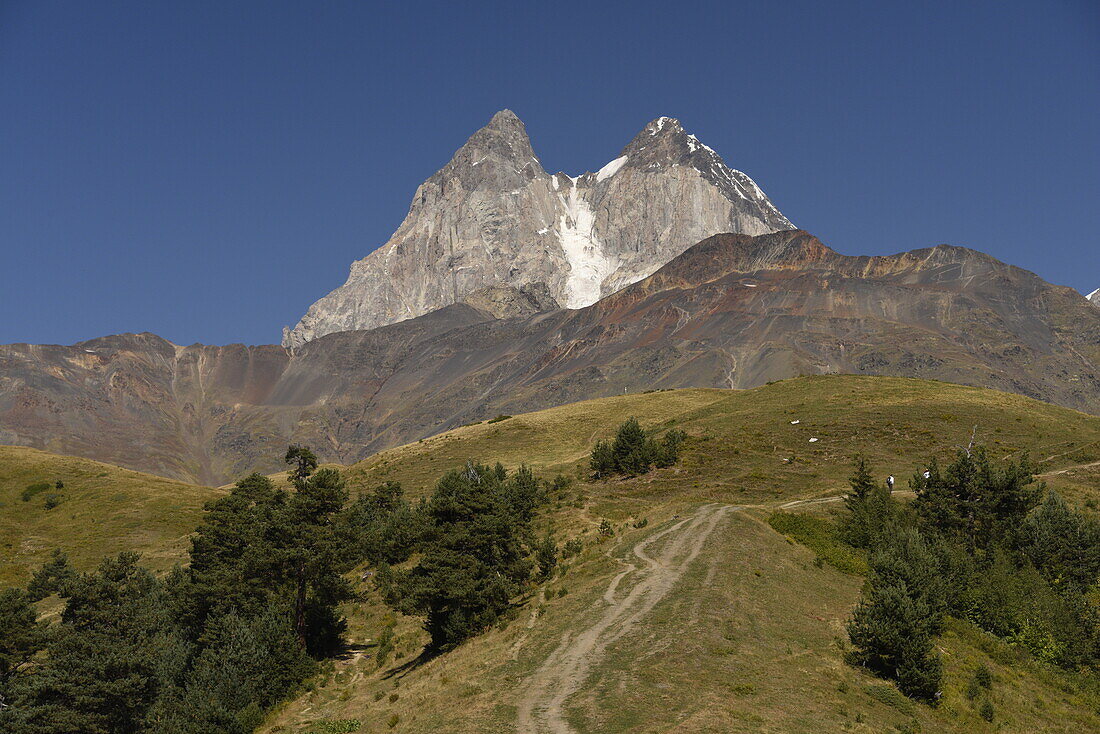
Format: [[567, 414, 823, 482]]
[[516, 503, 734, 734]]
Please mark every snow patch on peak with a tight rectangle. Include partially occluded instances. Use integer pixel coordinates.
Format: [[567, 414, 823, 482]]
[[1087, 288, 1100, 303], [556, 187, 615, 308], [686, 134, 716, 155], [596, 155, 628, 182], [649, 116, 681, 135]]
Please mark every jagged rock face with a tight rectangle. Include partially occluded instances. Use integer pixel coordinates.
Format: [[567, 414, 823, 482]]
[[4, 231, 1098, 485], [1088, 288, 1099, 306], [281, 111, 793, 347], [461, 283, 558, 320]]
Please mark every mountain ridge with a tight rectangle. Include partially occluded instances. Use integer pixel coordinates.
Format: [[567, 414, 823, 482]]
[[3, 229, 1097, 484]]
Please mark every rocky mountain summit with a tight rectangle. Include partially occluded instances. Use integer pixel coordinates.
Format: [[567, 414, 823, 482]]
[[1088, 288, 1099, 306], [281, 110, 793, 347]]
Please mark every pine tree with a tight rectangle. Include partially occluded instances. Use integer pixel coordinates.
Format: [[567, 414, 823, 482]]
[[589, 439, 615, 478], [536, 532, 558, 580], [913, 448, 1040, 549], [3, 553, 168, 734], [25, 549, 77, 601], [0, 589, 44, 707], [1017, 490, 1100, 590], [847, 528, 944, 703], [381, 463, 533, 650], [611, 417, 651, 474]]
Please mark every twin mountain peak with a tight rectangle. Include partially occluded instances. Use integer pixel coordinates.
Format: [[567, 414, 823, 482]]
[[281, 110, 795, 348]]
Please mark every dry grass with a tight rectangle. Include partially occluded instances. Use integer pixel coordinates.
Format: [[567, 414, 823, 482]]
[[0, 445, 221, 585], [260, 376, 1100, 733]]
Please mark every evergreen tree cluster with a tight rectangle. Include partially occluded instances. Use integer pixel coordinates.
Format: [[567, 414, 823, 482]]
[[589, 417, 685, 478], [843, 449, 1100, 703], [379, 462, 544, 651], [0, 449, 552, 732]]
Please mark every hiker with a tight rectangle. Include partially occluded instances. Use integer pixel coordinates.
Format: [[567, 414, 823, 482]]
[[886, 475, 895, 490]]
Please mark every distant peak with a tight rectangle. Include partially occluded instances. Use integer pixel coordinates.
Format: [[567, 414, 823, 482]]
[[1088, 288, 1100, 305], [643, 116, 684, 136], [488, 108, 524, 129], [450, 109, 539, 169]]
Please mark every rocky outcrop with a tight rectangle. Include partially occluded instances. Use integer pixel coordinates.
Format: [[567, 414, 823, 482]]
[[281, 111, 793, 347], [461, 283, 558, 320], [4, 231, 1098, 485], [1088, 288, 1099, 306]]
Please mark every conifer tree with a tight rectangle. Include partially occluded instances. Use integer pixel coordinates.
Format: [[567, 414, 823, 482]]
[[847, 528, 944, 702], [381, 463, 534, 650]]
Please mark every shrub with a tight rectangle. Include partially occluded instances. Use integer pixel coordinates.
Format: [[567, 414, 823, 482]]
[[375, 625, 395, 667], [979, 700, 994, 722], [861, 684, 915, 715], [767, 512, 867, 576], [309, 721, 361, 734], [43, 493, 62, 510], [387, 713, 399, 728], [487, 414, 512, 424], [562, 538, 583, 558], [974, 663, 992, 689], [21, 482, 51, 502], [536, 533, 557, 579]]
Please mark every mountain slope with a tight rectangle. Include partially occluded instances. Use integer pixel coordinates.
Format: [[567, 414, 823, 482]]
[[2, 231, 1098, 484], [0, 445, 219, 585], [3, 378, 1098, 731], [281, 111, 793, 346], [254, 375, 1100, 733]]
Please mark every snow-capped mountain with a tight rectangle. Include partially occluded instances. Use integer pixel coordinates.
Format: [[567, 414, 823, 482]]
[[1088, 288, 1099, 306], [282, 110, 793, 347]]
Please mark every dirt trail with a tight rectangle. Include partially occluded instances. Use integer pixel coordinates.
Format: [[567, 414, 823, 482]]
[[778, 489, 911, 510], [1038, 459, 1100, 477], [516, 503, 733, 734]]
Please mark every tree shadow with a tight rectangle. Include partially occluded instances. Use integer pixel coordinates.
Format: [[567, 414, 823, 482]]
[[381, 647, 439, 680], [332, 641, 375, 661]]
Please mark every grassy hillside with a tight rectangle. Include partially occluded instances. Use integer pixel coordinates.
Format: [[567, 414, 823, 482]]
[[258, 375, 1100, 733], [343, 375, 1100, 507], [0, 445, 222, 585], [2, 376, 1096, 731]]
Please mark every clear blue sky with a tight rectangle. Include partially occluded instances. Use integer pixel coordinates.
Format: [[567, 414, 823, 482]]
[[2, 0, 1098, 346]]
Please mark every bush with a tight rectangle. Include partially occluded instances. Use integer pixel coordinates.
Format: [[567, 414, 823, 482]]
[[562, 538, 583, 558], [43, 494, 62, 510], [375, 625, 395, 667], [861, 684, 915, 715], [21, 482, 51, 502], [974, 663, 992, 689], [487, 414, 512, 424], [979, 700, 994, 722], [767, 512, 867, 576], [310, 721, 361, 734]]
